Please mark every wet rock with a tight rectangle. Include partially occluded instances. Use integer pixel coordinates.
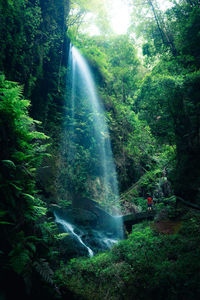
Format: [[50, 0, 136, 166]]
[[58, 234, 89, 261], [53, 207, 98, 227], [72, 208, 97, 226], [52, 204, 123, 259]]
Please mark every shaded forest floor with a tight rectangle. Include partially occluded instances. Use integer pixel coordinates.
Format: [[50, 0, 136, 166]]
[[55, 207, 200, 300]]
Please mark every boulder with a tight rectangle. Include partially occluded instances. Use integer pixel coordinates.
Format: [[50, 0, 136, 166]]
[[52, 206, 98, 227], [72, 208, 97, 226]]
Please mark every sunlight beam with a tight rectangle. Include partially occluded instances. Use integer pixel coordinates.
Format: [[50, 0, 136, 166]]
[[108, 0, 174, 35], [109, 0, 130, 34]]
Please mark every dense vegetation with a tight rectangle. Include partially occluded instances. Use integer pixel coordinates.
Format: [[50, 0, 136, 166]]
[[0, 0, 200, 299], [56, 211, 200, 300]]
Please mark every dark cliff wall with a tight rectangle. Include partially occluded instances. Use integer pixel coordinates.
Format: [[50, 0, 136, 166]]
[[0, 0, 71, 203]]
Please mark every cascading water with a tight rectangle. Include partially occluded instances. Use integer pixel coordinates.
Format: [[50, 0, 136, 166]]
[[54, 213, 94, 257], [68, 45, 121, 216], [55, 44, 123, 257]]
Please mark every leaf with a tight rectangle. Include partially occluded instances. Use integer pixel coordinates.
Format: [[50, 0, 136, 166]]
[[9, 182, 22, 191], [22, 193, 35, 202], [26, 242, 36, 253], [0, 210, 7, 217], [32, 205, 47, 216], [55, 233, 69, 240], [0, 221, 14, 225], [9, 248, 31, 274], [1, 160, 16, 170], [33, 259, 54, 285]]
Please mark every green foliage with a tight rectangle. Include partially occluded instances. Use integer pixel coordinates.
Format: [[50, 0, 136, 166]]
[[0, 0, 70, 297], [0, 76, 49, 221], [67, 0, 111, 37], [136, 67, 200, 201], [33, 258, 54, 285], [8, 231, 37, 274], [0, 0, 42, 91], [55, 233, 69, 240], [131, 197, 147, 211], [0, 76, 60, 298], [137, 74, 178, 144], [56, 211, 200, 299]]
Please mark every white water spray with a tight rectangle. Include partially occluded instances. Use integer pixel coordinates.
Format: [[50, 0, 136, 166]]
[[66, 44, 123, 239], [54, 213, 94, 257], [69, 47, 119, 204]]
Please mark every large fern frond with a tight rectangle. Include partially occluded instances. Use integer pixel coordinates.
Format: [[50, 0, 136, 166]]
[[33, 258, 54, 285]]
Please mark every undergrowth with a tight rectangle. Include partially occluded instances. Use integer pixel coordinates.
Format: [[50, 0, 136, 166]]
[[55, 210, 200, 300]]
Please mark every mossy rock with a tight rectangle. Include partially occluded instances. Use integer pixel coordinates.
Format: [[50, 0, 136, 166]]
[[72, 208, 97, 226]]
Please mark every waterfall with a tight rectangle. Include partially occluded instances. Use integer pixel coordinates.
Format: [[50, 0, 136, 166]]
[[68, 45, 121, 212], [60, 44, 123, 251]]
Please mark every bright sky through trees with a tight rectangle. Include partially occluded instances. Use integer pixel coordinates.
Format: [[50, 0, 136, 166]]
[[79, 0, 175, 36], [109, 0, 174, 34], [109, 0, 130, 34]]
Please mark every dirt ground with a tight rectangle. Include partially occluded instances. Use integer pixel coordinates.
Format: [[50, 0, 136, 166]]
[[151, 220, 182, 234]]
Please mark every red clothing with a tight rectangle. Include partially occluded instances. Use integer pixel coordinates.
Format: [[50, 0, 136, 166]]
[[147, 197, 153, 204]]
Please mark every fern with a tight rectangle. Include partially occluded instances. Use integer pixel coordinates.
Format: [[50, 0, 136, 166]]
[[0, 210, 7, 218], [25, 205, 47, 220], [55, 233, 69, 240], [22, 193, 35, 202], [33, 258, 54, 285], [0, 76, 53, 289], [9, 182, 22, 191], [0, 210, 13, 224], [1, 160, 16, 170], [9, 247, 31, 274], [26, 242, 36, 253], [8, 231, 40, 274]]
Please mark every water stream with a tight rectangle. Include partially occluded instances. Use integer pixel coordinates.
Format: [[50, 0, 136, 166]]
[[54, 213, 94, 257]]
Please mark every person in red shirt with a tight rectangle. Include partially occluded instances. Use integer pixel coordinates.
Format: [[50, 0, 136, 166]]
[[147, 196, 153, 211]]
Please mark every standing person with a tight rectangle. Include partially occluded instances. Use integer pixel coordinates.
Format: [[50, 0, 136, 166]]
[[147, 196, 153, 211]]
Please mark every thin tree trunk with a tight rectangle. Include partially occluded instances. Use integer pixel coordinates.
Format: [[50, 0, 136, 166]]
[[148, 0, 177, 56]]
